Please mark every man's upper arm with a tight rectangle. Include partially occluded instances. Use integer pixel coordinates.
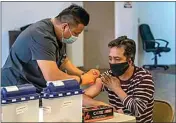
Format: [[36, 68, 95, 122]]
[[84, 78, 103, 98], [122, 72, 154, 116], [133, 73, 154, 103], [84, 70, 111, 97]]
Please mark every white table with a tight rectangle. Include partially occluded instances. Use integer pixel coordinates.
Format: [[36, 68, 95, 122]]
[[39, 108, 136, 122], [97, 113, 136, 122]]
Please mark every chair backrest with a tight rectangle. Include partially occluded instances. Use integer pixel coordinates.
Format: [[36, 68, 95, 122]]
[[8, 24, 32, 49], [153, 100, 174, 122], [139, 24, 155, 50]]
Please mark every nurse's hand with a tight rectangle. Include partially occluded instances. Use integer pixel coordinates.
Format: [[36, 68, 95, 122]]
[[86, 69, 100, 78], [81, 69, 100, 85]]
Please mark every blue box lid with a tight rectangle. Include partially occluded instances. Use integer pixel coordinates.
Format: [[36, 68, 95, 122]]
[[1, 84, 39, 104], [42, 79, 83, 99]]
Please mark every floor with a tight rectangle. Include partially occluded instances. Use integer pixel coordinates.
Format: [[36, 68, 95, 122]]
[[151, 68, 176, 117], [150, 68, 175, 114], [149, 65, 175, 112], [81, 65, 176, 120]]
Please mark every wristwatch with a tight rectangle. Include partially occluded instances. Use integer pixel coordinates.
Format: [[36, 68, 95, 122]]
[[79, 72, 85, 85], [79, 76, 82, 85]]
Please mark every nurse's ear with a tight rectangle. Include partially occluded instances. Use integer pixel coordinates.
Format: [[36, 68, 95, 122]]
[[61, 23, 72, 38], [61, 23, 69, 31]]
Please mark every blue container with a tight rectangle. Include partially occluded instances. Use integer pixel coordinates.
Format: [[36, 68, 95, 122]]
[[42, 79, 83, 99], [1, 84, 39, 104]]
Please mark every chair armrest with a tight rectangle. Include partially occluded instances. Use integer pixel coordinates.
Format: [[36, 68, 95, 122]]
[[154, 39, 169, 47], [145, 40, 160, 49]]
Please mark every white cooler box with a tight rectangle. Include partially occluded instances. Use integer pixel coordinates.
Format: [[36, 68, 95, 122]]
[[1, 84, 40, 122], [42, 79, 83, 122]]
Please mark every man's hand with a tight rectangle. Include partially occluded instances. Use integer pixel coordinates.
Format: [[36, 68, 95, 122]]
[[101, 74, 128, 101], [116, 109, 124, 114], [81, 69, 100, 85], [101, 74, 121, 92]]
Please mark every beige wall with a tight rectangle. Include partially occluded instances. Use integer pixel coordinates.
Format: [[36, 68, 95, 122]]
[[83, 2, 115, 70]]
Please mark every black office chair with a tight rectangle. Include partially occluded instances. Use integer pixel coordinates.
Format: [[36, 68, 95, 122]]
[[8, 24, 32, 49], [139, 24, 171, 70]]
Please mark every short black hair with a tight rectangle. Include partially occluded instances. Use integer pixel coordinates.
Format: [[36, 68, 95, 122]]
[[108, 36, 136, 63], [56, 4, 89, 26]]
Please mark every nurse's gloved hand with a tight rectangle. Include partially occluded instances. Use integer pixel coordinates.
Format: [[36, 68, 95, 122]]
[[87, 69, 100, 78], [80, 69, 100, 85]]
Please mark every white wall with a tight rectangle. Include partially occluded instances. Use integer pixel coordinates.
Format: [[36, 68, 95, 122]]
[[65, 2, 84, 67], [138, 2, 175, 65], [66, 31, 84, 67], [115, 2, 138, 65], [2, 2, 84, 67], [0, 2, 2, 67]]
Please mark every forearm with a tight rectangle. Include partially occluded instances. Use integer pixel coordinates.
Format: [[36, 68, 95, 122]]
[[45, 68, 80, 83], [84, 78, 102, 98], [83, 94, 110, 107], [37, 60, 80, 83], [114, 88, 148, 116], [60, 58, 84, 76], [113, 88, 128, 102]]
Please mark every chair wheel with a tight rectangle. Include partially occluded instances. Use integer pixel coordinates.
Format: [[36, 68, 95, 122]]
[[148, 66, 153, 70], [164, 66, 169, 70]]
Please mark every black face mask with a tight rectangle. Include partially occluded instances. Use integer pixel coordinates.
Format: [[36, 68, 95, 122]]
[[109, 62, 129, 76]]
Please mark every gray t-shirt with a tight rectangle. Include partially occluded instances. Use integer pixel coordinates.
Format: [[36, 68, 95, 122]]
[[1, 18, 66, 92]]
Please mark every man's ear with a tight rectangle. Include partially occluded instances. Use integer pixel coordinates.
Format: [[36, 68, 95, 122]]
[[127, 58, 133, 65]]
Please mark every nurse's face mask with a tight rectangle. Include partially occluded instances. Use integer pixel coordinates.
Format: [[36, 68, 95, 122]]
[[62, 24, 78, 44]]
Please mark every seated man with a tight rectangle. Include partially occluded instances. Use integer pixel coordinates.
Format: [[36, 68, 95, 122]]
[[83, 36, 155, 123]]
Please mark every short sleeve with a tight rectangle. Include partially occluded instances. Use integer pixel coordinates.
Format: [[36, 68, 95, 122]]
[[30, 27, 56, 61]]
